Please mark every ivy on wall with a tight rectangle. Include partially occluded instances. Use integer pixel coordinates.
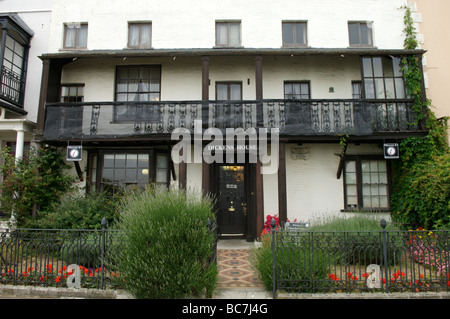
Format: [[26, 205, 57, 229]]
[[390, 5, 449, 229]]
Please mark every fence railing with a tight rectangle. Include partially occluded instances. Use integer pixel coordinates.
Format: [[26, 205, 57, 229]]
[[0, 218, 124, 290], [43, 99, 422, 140], [0, 218, 218, 292], [271, 219, 450, 298]]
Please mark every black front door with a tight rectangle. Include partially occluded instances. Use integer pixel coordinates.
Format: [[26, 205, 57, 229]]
[[216, 165, 247, 236]]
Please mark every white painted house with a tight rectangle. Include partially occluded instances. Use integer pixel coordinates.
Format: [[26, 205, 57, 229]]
[[0, 0, 52, 163], [35, 0, 427, 240]]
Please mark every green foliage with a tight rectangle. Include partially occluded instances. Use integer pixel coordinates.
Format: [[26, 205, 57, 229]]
[[307, 214, 400, 232], [114, 188, 217, 298], [23, 191, 122, 229], [391, 153, 450, 229], [0, 146, 73, 227], [390, 6, 450, 230]]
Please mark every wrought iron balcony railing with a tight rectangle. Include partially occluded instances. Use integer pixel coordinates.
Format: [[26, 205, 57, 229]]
[[42, 99, 420, 140], [1, 65, 25, 106]]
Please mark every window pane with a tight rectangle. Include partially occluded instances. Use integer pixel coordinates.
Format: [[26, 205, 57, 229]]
[[384, 78, 395, 98], [77, 25, 88, 47], [372, 58, 383, 77], [156, 170, 167, 183], [295, 23, 306, 44], [360, 23, 371, 45], [362, 58, 373, 77], [138, 154, 149, 167], [229, 84, 241, 100], [65, 26, 76, 47], [217, 84, 228, 100], [156, 154, 168, 169], [395, 78, 406, 98], [216, 23, 227, 45], [125, 169, 137, 182], [393, 58, 403, 76], [375, 78, 385, 98], [104, 154, 115, 167], [282, 23, 294, 44], [102, 168, 114, 182], [229, 23, 240, 46], [348, 23, 359, 45], [115, 154, 126, 167], [141, 24, 151, 46], [129, 24, 140, 47], [364, 79, 375, 99]]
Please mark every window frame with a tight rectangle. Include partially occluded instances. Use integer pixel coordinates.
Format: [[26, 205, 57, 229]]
[[282, 21, 308, 48], [360, 56, 407, 100], [0, 15, 31, 108], [60, 84, 85, 103], [215, 81, 243, 100], [87, 149, 171, 195], [114, 65, 162, 122], [348, 21, 373, 48], [127, 22, 152, 49], [343, 155, 391, 212], [215, 21, 242, 48], [63, 23, 88, 49], [283, 81, 311, 100]]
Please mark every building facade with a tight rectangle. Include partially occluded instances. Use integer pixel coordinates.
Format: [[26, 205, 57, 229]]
[[35, 0, 427, 240], [0, 0, 52, 162], [408, 0, 450, 143]]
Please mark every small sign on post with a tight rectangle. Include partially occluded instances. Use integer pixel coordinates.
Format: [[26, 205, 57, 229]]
[[67, 145, 82, 161], [383, 143, 399, 159]]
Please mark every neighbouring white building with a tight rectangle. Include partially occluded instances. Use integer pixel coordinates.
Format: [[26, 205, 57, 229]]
[[35, 0, 427, 240], [0, 0, 52, 161]]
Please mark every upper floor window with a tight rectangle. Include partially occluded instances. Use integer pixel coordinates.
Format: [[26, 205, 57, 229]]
[[352, 81, 362, 99], [216, 21, 241, 47], [2, 35, 26, 105], [348, 22, 373, 47], [362, 56, 406, 99], [284, 82, 310, 100], [128, 22, 152, 48], [282, 22, 307, 47], [0, 15, 32, 108], [60, 84, 84, 102], [216, 82, 242, 100], [115, 65, 161, 121], [64, 23, 88, 49]]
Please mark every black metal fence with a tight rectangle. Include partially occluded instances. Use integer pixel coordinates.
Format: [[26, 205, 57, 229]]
[[0, 218, 218, 292], [0, 218, 124, 290], [271, 219, 450, 297]]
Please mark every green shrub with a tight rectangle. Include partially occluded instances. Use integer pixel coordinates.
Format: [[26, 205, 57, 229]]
[[114, 188, 217, 299], [308, 214, 402, 266], [0, 146, 73, 227], [23, 191, 122, 230], [253, 233, 330, 293]]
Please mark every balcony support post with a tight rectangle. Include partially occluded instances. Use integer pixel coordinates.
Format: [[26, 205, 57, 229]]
[[254, 55, 265, 235], [36, 59, 50, 134], [201, 56, 210, 195]]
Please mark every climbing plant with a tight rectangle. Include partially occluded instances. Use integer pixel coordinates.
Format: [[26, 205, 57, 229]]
[[390, 6, 449, 229]]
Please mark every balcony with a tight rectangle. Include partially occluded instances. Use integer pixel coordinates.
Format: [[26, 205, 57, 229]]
[[42, 99, 423, 141]]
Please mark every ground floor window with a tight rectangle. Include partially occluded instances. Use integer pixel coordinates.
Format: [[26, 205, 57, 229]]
[[88, 150, 170, 194], [344, 157, 390, 210]]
